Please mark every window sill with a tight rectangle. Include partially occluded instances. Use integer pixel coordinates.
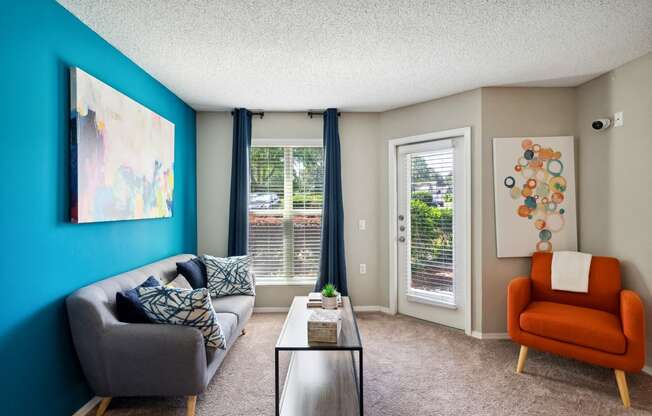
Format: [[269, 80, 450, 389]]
[[256, 278, 317, 287], [407, 292, 457, 309]]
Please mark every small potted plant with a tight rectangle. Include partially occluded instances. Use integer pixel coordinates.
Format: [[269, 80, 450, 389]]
[[321, 284, 338, 309]]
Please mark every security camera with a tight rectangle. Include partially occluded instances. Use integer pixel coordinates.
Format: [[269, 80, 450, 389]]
[[592, 118, 611, 130]]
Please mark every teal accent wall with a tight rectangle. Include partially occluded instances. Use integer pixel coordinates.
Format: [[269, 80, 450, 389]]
[[0, 1, 197, 414]]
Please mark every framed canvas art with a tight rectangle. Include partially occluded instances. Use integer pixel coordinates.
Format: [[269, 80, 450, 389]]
[[493, 137, 577, 257], [70, 67, 175, 223]]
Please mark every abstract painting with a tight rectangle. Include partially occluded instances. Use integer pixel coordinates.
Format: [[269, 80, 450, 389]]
[[493, 137, 577, 257], [70, 67, 174, 223]]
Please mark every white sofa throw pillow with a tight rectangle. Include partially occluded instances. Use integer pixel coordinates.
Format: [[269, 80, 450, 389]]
[[137, 286, 226, 349], [204, 254, 255, 298]]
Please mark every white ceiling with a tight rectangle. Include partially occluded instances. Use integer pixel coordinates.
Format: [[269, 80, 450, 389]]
[[58, 0, 652, 112]]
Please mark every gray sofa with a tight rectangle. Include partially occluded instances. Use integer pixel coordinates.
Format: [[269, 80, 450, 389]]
[[66, 254, 254, 416]]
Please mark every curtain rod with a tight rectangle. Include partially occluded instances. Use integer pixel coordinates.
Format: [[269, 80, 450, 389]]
[[307, 111, 341, 118], [229, 110, 341, 119], [230, 110, 265, 119]]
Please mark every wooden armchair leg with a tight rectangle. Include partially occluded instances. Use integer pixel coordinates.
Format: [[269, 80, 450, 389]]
[[615, 369, 631, 408], [96, 397, 112, 416], [516, 345, 528, 374], [187, 395, 197, 416], [241, 328, 246, 336]]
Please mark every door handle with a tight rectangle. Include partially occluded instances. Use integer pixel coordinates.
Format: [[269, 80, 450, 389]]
[[399, 226, 406, 231], [398, 236, 406, 242], [398, 215, 405, 221]]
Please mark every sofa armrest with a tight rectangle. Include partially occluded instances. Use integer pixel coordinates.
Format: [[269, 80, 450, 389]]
[[507, 277, 531, 338], [98, 323, 208, 397], [620, 290, 646, 370]]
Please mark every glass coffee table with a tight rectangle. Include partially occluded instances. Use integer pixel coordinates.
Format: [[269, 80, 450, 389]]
[[275, 296, 363, 416]]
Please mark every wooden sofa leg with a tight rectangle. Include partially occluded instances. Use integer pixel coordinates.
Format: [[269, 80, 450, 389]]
[[615, 369, 631, 408], [96, 397, 112, 416], [241, 328, 246, 336], [516, 345, 528, 374], [187, 395, 197, 416]]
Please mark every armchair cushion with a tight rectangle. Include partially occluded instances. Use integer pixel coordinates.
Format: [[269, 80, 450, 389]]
[[531, 252, 621, 314], [520, 301, 626, 354]]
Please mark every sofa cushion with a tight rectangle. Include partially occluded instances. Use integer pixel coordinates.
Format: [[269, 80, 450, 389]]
[[205, 313, 238, 379], [215, 313, 237, 342], [137, 286, 226, 350], [520, 301, 626, 354], [176, 257, 207, 289], [204, 255, 255, 297], [115, 276, 161, 323], [211, 295, 255, 325]]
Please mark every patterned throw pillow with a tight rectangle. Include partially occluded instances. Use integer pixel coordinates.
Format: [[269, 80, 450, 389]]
[[136, 286, 226, 349], [204, 254, 255, 298]]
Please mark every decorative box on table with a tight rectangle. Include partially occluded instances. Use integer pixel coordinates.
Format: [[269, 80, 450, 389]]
[[307, 309, 342, 343]]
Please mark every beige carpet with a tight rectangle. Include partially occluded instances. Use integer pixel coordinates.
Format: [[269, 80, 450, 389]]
[[101, 312, 652, 415]]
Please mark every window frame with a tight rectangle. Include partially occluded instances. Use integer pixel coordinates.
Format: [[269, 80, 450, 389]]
[[249, 138, 323, 286]]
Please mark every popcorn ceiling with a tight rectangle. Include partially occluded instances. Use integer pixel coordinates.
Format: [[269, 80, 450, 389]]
[[58, 0, 652, 111]]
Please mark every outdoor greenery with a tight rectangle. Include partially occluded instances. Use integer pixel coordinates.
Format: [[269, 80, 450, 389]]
[[250, 147, 284, 190], [411, 157, 451, 190], [409, 155, 454, 265], [292, 193, 322, 208], [412, 191, 434, 205], [292, 147, 324, 195], [250, 147, 324, 209], [410, 199, 453, 263]]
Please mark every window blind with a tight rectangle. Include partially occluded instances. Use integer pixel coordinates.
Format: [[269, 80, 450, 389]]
[[406, 147, 455, 300], [249, 146, 324, 280]]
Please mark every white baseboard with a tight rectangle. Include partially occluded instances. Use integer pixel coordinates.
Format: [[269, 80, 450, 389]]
[[254, 305, 391, 314], [253, 306, 290, 313], [643, 365, 652, 376], [353, 305, 391, 313], [72, 396, 100, 416], [471, 331, 510, 340]]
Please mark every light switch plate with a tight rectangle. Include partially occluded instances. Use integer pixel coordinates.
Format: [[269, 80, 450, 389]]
[[614, 111, 624, 127], [359, 264, 367, 274], [358, 219, 366, 230]]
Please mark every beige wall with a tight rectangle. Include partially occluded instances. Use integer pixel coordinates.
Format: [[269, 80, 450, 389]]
[[197, 53, 651, 351], [480, 87, 577, 332], [196, 112, 382, 308], [197, 112, 232, 257], [378, 89, 484, 331], [376, 87, 576, 334], [576, 52, 652, 365]]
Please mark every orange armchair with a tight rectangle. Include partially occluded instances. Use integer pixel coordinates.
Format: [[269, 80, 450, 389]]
[[508, 252, 645, 408]]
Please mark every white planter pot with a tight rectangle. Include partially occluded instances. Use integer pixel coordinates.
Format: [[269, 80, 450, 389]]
[[322, 295, 337, 309]]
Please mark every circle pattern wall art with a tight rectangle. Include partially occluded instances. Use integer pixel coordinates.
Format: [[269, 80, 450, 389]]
[[492, 137, 577, 257]]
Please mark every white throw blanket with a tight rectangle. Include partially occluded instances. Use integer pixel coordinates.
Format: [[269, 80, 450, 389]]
[[551, 251, 592, 293]]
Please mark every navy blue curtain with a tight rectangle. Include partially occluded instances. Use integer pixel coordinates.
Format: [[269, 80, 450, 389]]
[[315, 109, 348, 295], [228, 108, 252, 256]]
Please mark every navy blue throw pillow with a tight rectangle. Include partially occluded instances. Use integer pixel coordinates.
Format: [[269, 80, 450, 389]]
[[176, 257, 207, 289], [115, 276, 161, 323]]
